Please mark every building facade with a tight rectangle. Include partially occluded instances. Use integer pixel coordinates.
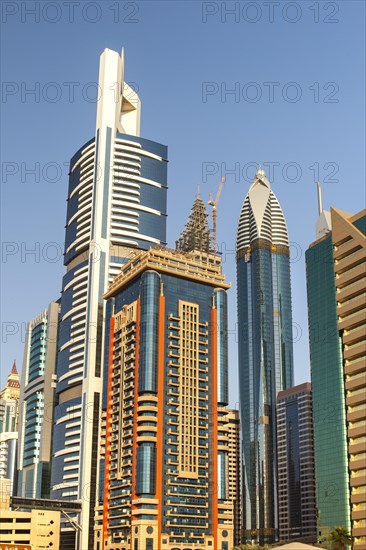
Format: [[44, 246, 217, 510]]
[[0, 362, 20, 496], [17, 302, 59, 499], [0, 478, 60, 549], [306, 204, 352, 543], [99, 241, 233, 549], [276, 382, 317, 543], [227, 409, 242, 546], [331, 207, 366, 550], [236, 168, 294, 544], [0, 432, 18, 496], [0, 362, 20, 403], [50, 49, 168, 549]]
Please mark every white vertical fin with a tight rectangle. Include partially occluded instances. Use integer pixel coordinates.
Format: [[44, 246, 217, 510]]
[[317, 181, 323, 215]]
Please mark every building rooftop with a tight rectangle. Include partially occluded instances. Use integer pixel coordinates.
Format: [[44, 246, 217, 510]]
[[0, 361, 20, 399], [237, 168, 289, 252], [277, 382, 312, 401], [104, 246, 231, 299]]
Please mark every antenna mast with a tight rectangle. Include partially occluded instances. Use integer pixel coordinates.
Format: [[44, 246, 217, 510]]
[[208, 176, 225, 255], [317, 181, 323, 215]]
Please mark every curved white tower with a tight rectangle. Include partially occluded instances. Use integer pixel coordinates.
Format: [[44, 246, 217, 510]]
[[237, 168, 289, 250], [236, 169, 294, 545], [50, 49, 168, 550]]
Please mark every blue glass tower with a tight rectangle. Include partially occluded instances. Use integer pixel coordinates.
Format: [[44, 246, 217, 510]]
[[236, 168, 294, 545], [17, 301, 59, 499], [50, 49, 168, 550]]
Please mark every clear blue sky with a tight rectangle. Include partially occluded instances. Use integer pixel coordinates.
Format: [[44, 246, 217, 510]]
[[1, 1, 365, 406]]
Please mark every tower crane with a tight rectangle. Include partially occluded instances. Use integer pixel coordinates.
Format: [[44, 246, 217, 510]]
[[208, 176, 225, 255]]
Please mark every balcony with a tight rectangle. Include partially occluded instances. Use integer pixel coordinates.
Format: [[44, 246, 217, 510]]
[[346, 372, 366, 392], [345, 356, 366, 375], [351, 491, 366, 505]]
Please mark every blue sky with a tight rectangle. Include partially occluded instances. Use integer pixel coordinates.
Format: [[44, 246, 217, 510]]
[[1, 1, 365, 405]]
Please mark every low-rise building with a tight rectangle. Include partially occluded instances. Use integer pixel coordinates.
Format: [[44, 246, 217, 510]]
[[0, 478, 60, 549]]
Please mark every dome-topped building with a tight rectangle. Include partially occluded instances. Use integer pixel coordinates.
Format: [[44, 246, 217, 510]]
[[237, 168, 289, 252]]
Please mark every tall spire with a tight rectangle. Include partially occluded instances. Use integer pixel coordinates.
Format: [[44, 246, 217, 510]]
[[11, 360, 18, 375], [315, 181, 332, 239], [176, 195, 211, 253], [317, 181, 323, 215], [0, 361, 20, 400]]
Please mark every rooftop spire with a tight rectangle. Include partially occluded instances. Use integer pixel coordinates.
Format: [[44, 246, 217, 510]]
[[315, 181, 332, 239], [176, 195, 211, 253], [317, 181, 323, 215], [0, 360, 20, 400], [255, 166, 267, 181], [11, 360, 18, 375]]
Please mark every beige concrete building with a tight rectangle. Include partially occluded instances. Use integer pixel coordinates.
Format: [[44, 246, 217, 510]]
[[226, 409, 242, 546], [331, 207, 366, 550], [0, 478, 60, 549]]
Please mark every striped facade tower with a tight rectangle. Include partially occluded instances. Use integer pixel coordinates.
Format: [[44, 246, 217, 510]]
[[236, 168, 294, 545], [276, 383, 317, 543], [98, 197, 234, 549], [50, 48, 168, 549]]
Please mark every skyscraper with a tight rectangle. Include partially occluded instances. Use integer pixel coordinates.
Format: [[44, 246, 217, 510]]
[[236, 168, 294, 544], [50, 48, 168, 549], [307, 195, 365, 549], [99, 196, 234, 549], [276, 382, 317, 543], [0, 362, 20, 496], [226, 409, 242, 547], [17, 301, 59, 498], [305, 195, 352, 543], [331, 208, 366, 550]]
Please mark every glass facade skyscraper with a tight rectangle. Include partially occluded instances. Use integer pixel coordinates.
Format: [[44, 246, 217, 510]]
[[277, 383, 317, 543], [236, 168, 294, 545], [306, 222, 351, 543], [306, 203, 365, 548], [17, 301, 59, 499], [49, 49, 168, 550]]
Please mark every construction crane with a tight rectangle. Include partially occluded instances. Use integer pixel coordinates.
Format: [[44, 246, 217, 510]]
[[208, 176, 225, 255]]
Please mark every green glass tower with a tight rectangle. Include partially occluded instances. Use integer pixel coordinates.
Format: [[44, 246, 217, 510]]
[[305, 215, 351, 542]]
